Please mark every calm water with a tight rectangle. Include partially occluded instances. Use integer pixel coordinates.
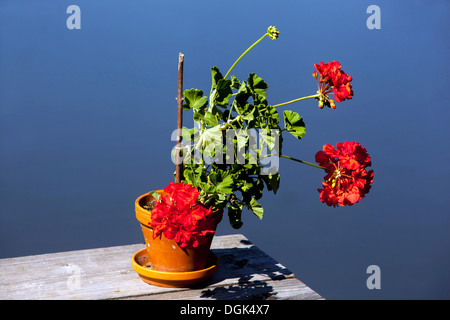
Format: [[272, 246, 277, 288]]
[[1, 0, 449, 299]]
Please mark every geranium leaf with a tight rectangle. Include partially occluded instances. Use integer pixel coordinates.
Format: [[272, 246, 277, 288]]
[[241, 181, 253, 192], [259, 129, 276, 150], [261, 173, 280, 194], [230, 75, 241, 89], [247, 73, 268, 102], [249, 198, 264, 219], [228, 201, 243, 229], [183, 89, 208, 111], [193, 111, 204, 122], [197, 126, 223, 157], [204, 111, 218, 126], [234, 81, 251, 108], [214, 78, 233, 107], [149, 190, 161, 202], [211, 66, 223, 88], [283, 110, 306, 139], [209, 170, 234, 194]]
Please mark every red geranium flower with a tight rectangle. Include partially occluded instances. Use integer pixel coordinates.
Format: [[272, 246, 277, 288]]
[[332, 71, 354, 103], [315, 142, 374, 207], [313, 61, 354, 108], [150, 182, 215, 248]]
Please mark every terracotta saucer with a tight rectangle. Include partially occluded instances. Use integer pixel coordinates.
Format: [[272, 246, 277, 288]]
[[131, 248, 220, 288]]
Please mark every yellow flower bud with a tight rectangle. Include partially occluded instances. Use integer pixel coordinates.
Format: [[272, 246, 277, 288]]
[[267, 26, 280, 40], [318, 100, 324, 109], [330, 100, 336, 109]]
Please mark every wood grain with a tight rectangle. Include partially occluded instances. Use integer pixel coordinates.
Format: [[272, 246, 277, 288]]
[[0, 234, 323, 300]]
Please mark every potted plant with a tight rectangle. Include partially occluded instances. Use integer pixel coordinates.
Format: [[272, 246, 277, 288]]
[[133, 26, 374, 284]]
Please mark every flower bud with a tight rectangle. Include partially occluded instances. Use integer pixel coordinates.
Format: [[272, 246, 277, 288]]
[[318, 99, 324, 109], [267, 26, 280, 40], [331, 179, 336, 188], [330, 100, 336, 109], [312, 71, 318, 79]]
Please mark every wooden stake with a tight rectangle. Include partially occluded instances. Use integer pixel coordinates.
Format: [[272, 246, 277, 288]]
[[175, 52, 184, 183]]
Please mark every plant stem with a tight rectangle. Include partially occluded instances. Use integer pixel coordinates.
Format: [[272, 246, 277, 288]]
[[176, 52, 184, 183], [224, 33, 269, 79], [262, 153, 327, 170], [227, 103, 235, 123], [222, 115, 242, 130], [272, 94, 319, 108]]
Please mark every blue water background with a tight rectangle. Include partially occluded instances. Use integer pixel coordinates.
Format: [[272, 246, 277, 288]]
[[1, 0, 449, 299]]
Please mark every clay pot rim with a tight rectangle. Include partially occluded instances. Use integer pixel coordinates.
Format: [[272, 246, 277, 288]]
[[135, 193, 153, 226], [132, 247, 220, 279]]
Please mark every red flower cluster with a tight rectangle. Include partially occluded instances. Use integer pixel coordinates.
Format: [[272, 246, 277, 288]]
[[150, 182, 215, 248], [315, 142, 374, 207], [313, 61, 354, 108]]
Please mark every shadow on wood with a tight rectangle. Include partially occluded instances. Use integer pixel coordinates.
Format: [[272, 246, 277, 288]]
[[0, 234, 323, 300], [194, 240, 295, 300], [200, 275, 276, 300]]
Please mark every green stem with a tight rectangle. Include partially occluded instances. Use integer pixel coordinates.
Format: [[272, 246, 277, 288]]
[[227, 103, 235, 123], [272, 94, 319, 108], [224, 33, 269, 79], [222, 115, 242, 130], [262, 153, 327, 170]]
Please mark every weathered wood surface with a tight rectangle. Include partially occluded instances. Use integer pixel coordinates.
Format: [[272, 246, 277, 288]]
[[0, 234, 323, 300]]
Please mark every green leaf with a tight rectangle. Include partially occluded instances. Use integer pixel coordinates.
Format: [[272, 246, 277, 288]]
[[200, 181, 215, 193], [208, 170, 234, 194], [182, 126, 198, 138], [215, 78, 233, 106], [182, 167, 196, 186], [228, 201, 244, 229], [208, 67, 232, 108], [247, 73, 268, 102], [261, 173, 280, 194], [183, 89, 208, 111], [264, 105, 280, 127], [149, 190, 160, 202], [249, 198, 264, 219], [259, 129, 276, 150], [240, 105, 256, 122], [197, 126, 223, 157], [211, 66, 223, 89], [193, 111, 204, 122], [241, 180, 253, 192], [216, 178, 233, 194], [204, 112, 218, 126], [230, 75, 241, 89], [234, 81, 251, 108], [283, 110, 306, 139], [235, 129, 249, 150]]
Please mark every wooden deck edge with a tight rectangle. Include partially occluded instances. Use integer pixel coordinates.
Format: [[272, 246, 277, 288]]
[[0, 234, 324, 300]]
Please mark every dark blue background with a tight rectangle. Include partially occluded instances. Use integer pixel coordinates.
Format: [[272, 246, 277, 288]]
[[1, 0, 449, 299]]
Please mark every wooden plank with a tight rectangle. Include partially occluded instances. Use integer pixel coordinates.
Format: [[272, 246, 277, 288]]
[[0, 234, 323, 300], [121, 278, 323, 300]]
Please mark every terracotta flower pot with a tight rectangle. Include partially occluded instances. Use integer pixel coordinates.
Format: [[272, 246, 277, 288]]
[[135, 192, 223, 272]]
